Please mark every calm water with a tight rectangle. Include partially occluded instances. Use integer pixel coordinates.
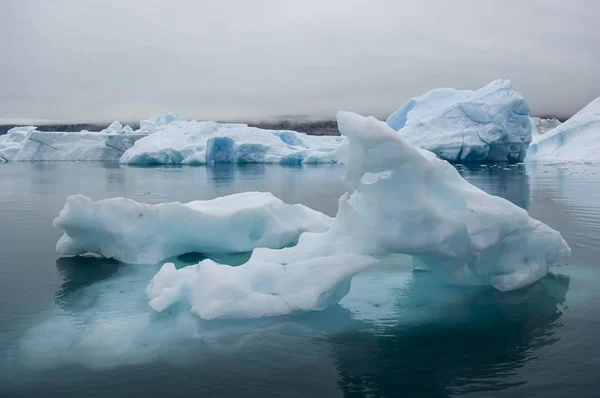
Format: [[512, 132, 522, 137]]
[[0, 162, 599, 397]]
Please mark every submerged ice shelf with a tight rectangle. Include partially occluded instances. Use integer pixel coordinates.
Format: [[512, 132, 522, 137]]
[[145, 111, 570, 320], [54, 192, 332, 264]]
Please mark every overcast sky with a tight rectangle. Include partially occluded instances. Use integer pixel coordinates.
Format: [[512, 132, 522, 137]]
[[1, 0, 599, 124]]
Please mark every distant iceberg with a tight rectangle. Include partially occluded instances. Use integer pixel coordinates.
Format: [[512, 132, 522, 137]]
[[387, 80, 532, 163], [531, 116, 562, 139], [120, 120, 343, 166], [147, 111, 569, 320], [0, 124, 145, 162], [527, 96, 600, 161], [54, 192, 332, 264], [2, 79, 541, 165], [137, 112, 186, 133], [0, 112, 342, 165]]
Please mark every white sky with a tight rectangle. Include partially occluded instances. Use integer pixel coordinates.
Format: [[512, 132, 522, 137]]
[[1, 0, 599, 123]]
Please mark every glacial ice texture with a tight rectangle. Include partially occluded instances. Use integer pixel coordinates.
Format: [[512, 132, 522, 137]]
[[54, 192, 332, 264], [386, 79, 532, 163], [0, 126, 145, 162], [527, 96, 600, 161], [531, 116, 562, 139], [120, 121, 343, 166]]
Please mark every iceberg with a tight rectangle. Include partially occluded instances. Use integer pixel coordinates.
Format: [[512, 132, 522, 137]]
[[0, 126, 146, 162], [386, 80, 532, 163], [120, 120, 344, 166], [103, 120, 124, 134], [527, 97, 600, 161], [531, 116, 562, 139], [54, 192, 332, 264], [147, 111, 569, 320], [0, 112, 342, 165], [137, 112, 186, 133]]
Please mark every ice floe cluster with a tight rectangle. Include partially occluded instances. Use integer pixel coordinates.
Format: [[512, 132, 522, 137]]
[[55, 111, 570, 320], [3, 79, 599, 164]]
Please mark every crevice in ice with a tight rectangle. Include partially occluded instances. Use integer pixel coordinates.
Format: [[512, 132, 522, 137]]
[[457, 129, 466, 161], [27, 136, 60, 152], [103, 142, 127, 154]]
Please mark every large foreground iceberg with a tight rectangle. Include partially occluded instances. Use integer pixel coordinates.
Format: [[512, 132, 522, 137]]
[[147, 111, 569, 320], [54, 192, 332, 264], [0, 126, 145, 162], [120, 120, 343, 165], [386, 80, 532, 163], [527, 96, 600, 161]]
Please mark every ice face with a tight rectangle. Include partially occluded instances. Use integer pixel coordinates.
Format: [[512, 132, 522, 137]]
[[102, 120, 124, 134], [527, 96, 600, 161], [387, 80, 532, 163], [120, 125, 134, 134], [0, 127, 146, 162], [147, 111, 569, 320], [54, 192, 333, 264], [120, 120, 343, 166]]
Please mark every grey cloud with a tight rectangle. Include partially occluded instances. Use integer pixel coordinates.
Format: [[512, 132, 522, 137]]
[[1, 0, 599, 123]]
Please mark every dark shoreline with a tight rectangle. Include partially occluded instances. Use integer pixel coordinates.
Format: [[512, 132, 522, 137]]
[[0, 115, 566, 137], [0, 120, 340, 136]]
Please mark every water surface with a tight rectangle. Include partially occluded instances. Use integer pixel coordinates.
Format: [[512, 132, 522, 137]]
[[0, 162, 598, 397]]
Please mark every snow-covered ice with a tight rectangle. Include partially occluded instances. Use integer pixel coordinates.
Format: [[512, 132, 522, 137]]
[[386, 79, 532, 163], [0, 125, 145, 162], [120, 120, 343, 166], [147, 111, 569, 320], [527, 96, 600, 161], [54, 192, 332, 264]]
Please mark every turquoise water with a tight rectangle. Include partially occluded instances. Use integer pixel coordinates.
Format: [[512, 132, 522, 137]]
[[0, 162, 598, 397]]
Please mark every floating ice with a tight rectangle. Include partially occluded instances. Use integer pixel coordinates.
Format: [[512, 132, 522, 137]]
[[147, 111, 569, 320], [120, 120, 343, 166], [531, 116, 562, 140], [0, 126, 146, 162], [136, 112, 186, 133], [102, 120, 124, 134], [386, 79, 532, 163], [121, 125, 134, 134], [527, 96, 600, 161], [54, 192, 332, 264]]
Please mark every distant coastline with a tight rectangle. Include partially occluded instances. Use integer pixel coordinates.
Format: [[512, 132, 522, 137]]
[[0, 115, 566, 136], [0, 120, 340, 136]]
